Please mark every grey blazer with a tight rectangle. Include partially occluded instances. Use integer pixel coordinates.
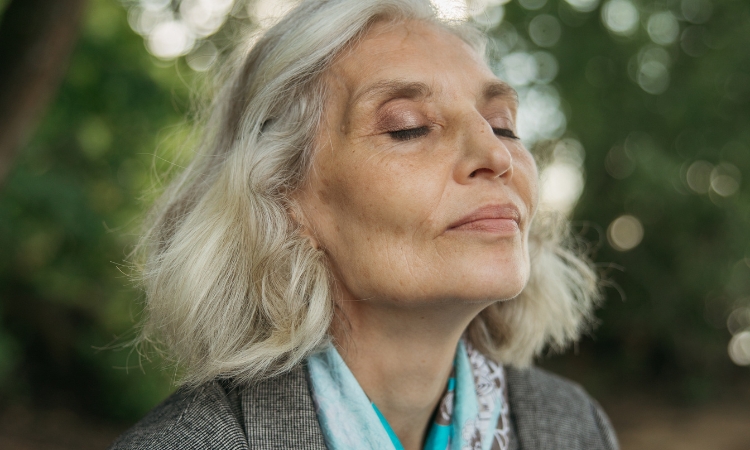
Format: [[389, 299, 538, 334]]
[[110, 365, 619, 450]]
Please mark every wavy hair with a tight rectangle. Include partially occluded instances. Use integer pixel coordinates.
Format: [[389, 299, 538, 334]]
[[135, 0, 600, 386]]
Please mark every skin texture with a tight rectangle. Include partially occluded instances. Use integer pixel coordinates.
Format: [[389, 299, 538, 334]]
[[293, 20, 539, 450]]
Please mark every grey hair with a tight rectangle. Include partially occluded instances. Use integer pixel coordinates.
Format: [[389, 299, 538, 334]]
[[135, 0, 600, 386]]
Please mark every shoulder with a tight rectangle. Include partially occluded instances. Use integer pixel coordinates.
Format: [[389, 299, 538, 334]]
[[108, 365, 326, 450], [108, 380, 248, 450], [506, 366, 619, 450]]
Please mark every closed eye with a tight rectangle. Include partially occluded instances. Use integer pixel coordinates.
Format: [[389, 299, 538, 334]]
[[388, 126, 430, 141], [389, 126, 517, 141], [493, 127, 519, 140]]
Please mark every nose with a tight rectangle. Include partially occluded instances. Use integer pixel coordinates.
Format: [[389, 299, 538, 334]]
[[454, 113, 513, 183]]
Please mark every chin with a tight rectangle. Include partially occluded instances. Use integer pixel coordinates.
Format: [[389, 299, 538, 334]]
[[468, 274, 528, 302], [446, 250, 531, 302], [428, 263, 529, 304]]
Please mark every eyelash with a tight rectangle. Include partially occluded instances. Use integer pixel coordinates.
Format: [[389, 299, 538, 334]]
[[493, 128, 519, 140], [388, 126, 519, 141], [388, 126, 430, 141]]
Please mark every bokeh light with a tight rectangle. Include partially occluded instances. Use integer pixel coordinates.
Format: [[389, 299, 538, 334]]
[[605, 144, 635, 179], [686, 160, 713, 194], [128, 5, 170, 35], [499, 52, 538, 86], [142, 0, 171, 9], [539, 138, 586, 215], [564, 0, 600, 13], [630, 45, 672, 95], [470, 3, 506, 27], [638, 45, 671, 70], [728, 331, 750, 366], [432, 0, 509, 22], [126, 0, 240, 62], [491, 21, 518, 55], [516, 85, 566, 144], [532, 51, 558, 83], [432, 0, 468, 20], [710, 163, 741, 197], [528, 14, 561, 47], [518, 0, 547, 11], [540, 164, 583, 213], [638, 60, 669, 94], [681, 25, 709, 57], [727, 307, 750, 336], [607, 214, 644, 251], [601, 0, 639, 37], [186, 40, 219, 71], [181, 0, 234, 37], [647, 11, 679, 46], [123, 0, 319, 65], [147, 20, 194, 59], [681, 0, 713, 24]]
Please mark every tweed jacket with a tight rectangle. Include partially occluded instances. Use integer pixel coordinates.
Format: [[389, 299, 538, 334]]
[[110, 364, 619, 450]]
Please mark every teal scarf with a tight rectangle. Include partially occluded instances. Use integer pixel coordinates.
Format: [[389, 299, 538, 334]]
[[307, 340, 510, 450]]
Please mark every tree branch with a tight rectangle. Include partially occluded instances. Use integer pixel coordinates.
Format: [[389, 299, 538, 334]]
[[0, 0, 88, 184]]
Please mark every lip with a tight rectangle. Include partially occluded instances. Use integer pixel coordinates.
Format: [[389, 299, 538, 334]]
[[447, 204, 521, 234]]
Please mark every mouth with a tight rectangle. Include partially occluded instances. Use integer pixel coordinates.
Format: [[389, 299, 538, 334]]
[[447, 204, 521, 234]]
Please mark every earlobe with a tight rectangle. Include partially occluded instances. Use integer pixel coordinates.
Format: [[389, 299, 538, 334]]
[[288, 201, 321, 250], [302, 227, 321, 250]]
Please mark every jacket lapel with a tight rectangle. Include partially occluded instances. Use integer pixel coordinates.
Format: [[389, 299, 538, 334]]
[[506, 366, 542, 450], [242, 364, 328, 449], [506, 366, 607, 450]]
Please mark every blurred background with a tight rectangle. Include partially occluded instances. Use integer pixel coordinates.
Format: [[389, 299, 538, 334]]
[[0, 0, 748, 448]]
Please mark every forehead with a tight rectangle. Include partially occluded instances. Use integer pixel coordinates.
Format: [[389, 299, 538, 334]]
[[326, 19, 514, 107]]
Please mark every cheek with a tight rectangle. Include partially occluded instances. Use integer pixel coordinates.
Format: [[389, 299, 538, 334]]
[[306, 142, 453, 298], [517, 152, 540, 214], [320, 147, 446, 238]]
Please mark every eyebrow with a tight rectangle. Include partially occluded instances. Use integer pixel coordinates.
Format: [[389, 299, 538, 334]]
[[350, 79, 432, 108], [350, 78, 518, 109], [483, 80, 518, 108]]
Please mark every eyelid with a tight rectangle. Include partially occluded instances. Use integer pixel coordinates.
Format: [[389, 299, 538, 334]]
[[485, 113, 517, 139], [485, 114, 513, 127], [375, 104, 425, 132]]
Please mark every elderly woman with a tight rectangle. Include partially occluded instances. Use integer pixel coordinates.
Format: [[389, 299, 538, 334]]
[[111, 0, 618, 449]]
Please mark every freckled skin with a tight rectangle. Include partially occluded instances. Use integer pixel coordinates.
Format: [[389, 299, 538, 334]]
[[295, 21, 539, 305]]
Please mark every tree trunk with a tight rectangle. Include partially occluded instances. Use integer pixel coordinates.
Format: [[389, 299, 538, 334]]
[[0, 0, 88, 184]]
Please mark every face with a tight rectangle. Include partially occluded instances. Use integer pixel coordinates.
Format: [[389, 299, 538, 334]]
[[294, 20, 538, 305]]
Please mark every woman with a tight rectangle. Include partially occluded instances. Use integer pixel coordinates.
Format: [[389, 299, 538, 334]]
[[111, 0, 618, 449]]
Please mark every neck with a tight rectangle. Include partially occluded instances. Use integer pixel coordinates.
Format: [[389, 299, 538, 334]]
[[331, 297, 489, 450]]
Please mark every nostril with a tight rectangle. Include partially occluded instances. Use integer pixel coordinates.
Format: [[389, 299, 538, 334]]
[[468, 167, 511, 179]]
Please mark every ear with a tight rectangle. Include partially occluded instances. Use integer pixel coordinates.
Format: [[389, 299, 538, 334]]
[[287, 199, 321, 250]]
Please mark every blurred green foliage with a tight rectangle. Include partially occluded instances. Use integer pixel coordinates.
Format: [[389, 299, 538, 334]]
[[0, 0, 185, 419], [0, 0, 748, 422], [516, 0, 750, 402]]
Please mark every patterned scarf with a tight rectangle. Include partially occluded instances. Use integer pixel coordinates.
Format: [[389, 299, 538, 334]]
[[307, 340, 510, 450]]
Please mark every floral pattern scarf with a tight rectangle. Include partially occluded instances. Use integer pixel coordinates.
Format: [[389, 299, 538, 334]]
[[307, 340, 510, 450]]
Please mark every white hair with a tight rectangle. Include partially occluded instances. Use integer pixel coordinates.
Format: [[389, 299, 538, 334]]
[[134, 0, 600, 386]]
